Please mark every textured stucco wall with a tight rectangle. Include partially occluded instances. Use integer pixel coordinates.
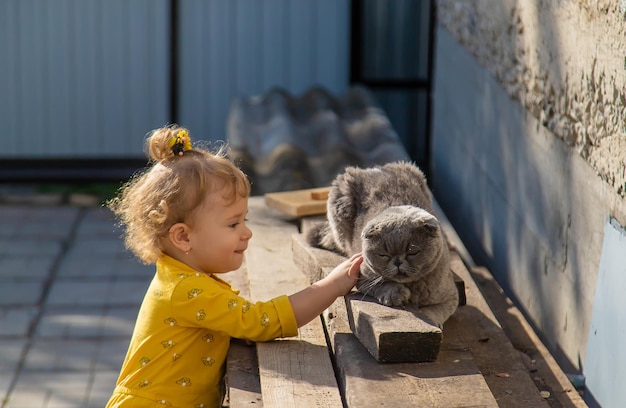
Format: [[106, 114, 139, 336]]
[[431, 0, 626, 378], [437, 0, 626, 197]]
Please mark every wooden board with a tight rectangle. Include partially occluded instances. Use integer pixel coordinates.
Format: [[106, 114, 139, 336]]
[[264, 187, 330, 217], [323, 298, 499, 407], [243, 197, 343, 407], [294, 202, 557, 407], [223, 260, 263, 407], [433, 200, 586, 407]]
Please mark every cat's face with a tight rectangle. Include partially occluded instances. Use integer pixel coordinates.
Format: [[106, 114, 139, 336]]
[[360, 206, 442, 283]]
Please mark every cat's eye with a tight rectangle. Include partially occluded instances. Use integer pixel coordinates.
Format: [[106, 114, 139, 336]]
[[407, 244, 420, 255], [378, 254, 390, 260]]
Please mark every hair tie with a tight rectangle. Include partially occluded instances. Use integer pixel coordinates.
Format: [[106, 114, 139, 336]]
[[169, 130, 192, 156]]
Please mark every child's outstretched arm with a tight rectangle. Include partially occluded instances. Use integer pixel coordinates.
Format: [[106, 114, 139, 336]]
[[288, 253, 363, 327]]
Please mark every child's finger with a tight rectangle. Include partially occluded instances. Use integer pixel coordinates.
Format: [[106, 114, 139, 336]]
[[347, 254, 363, 280]]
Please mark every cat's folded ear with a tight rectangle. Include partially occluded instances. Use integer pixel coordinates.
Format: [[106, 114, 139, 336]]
[[422, 217, 441, 236], [362, 223, 381, 240]]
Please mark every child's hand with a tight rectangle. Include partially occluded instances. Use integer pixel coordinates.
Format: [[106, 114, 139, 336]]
[[325, 253, 363, 296], [289, 253, 363, 328]]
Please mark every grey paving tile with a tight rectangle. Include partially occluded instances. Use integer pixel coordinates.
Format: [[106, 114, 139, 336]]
[[85, 371, 117, 408], [65, 239, 127, 256], [112, 257, 154, 279], [56, 254, 152, 279], [108, 280, 150, 305], [0, 282, 45, 306], [74, 208, 120, 237], [0, 206, 149, 408], [3, 387, 49, 408], [0, 207, 79, 240], [94, 339, 129, 372], [101, 307, 138, 338], [35, 308, 105, 339], [0, 307, 38, 337], [0, 340, 27, 405], [45, 281, 110, 307], [6, 372, 90, 408], [0, 340, 28, 373], [36, 306, 139, 340], [45, 280, 149, 307], [0, 256, 56, 279], [21, 340, 99, 372], [0, 239, 63, 257], [0, 374, 17, 407]]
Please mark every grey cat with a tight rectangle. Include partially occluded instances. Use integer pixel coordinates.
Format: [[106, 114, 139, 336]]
[[306, 161, 459, 328]]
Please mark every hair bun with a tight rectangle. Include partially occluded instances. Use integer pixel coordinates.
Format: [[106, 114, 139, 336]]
[[146, 125, 193, 161]]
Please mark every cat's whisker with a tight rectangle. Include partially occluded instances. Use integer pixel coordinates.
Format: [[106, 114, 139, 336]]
[[380, 266, 398, 278], [358, 276, 384, 300]]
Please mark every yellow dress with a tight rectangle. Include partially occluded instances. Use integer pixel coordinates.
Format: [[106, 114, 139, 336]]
[[106, 255, 298, 408]]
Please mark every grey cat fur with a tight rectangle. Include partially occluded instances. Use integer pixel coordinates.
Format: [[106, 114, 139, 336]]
[[307, 161, 458, 328]]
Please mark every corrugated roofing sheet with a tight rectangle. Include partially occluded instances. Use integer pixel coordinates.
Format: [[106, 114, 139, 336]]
[[227, 86, 410, 194]]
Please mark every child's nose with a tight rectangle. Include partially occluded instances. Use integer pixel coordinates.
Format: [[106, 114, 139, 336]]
[[243, 225, 253, 239]]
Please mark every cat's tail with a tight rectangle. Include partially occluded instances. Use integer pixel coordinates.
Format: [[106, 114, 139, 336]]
[[305, 221, 345, 255]]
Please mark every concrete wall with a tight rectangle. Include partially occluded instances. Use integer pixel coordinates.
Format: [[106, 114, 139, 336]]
[[430, 20, 626, 403], [435, 0, 626, 199]]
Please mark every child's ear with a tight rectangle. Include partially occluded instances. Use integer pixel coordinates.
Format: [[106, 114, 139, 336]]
[[168, 223, 192, 253]]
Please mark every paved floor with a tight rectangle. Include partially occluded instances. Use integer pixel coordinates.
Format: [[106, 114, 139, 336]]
[[0, 204, 153, 408]]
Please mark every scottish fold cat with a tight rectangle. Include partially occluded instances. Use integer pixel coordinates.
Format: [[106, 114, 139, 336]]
[[307, 162, 458, 328]]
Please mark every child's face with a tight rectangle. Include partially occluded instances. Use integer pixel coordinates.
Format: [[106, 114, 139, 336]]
[[186, 192, 252, 274]]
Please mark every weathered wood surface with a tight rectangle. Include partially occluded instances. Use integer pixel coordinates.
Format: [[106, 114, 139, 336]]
[[435, 203, 588, 408], [240, 198, 343, 407], [225, 197, 585, 407], [264, 187, 330, 216], [295, 213, 562, 407], [223, 260, 263, 407], [324, 294, 499, 407], [344, 293, 443, 363]]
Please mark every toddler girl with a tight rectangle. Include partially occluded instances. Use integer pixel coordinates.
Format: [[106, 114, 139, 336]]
[[105, 125, 362, 408]]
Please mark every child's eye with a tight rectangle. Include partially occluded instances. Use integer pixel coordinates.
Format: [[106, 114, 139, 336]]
[[229, 217, 248, 228]]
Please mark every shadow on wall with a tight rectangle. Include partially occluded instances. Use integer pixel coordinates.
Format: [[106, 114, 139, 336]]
[[226, 86, 410, 195], [432, 2, 591, 391]]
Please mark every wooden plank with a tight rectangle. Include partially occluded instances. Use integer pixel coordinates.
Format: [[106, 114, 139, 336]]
[[290, 227, 497, 403], [434, 200, 586, 407], [264, 187, 330, 217], [443, 254, 550, 407], [226, 340, 263, 407], [223, 259, 263, 407], [243, 197, 343, 407], [344, 293, 442, 363], [294, 203, 557, 406], [324, 297, 499, 407]]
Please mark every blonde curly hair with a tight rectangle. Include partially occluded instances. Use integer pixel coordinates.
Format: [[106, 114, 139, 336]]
[[107, 125, 250, 264]]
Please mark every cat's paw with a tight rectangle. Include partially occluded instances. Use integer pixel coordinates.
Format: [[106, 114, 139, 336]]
[[377, 284, 411, 307]]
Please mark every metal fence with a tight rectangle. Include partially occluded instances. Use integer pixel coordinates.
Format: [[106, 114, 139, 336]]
[[0, 0, 432, 181]]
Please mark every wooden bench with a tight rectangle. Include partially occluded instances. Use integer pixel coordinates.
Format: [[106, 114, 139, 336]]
[[224, 197, 587, 407]]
